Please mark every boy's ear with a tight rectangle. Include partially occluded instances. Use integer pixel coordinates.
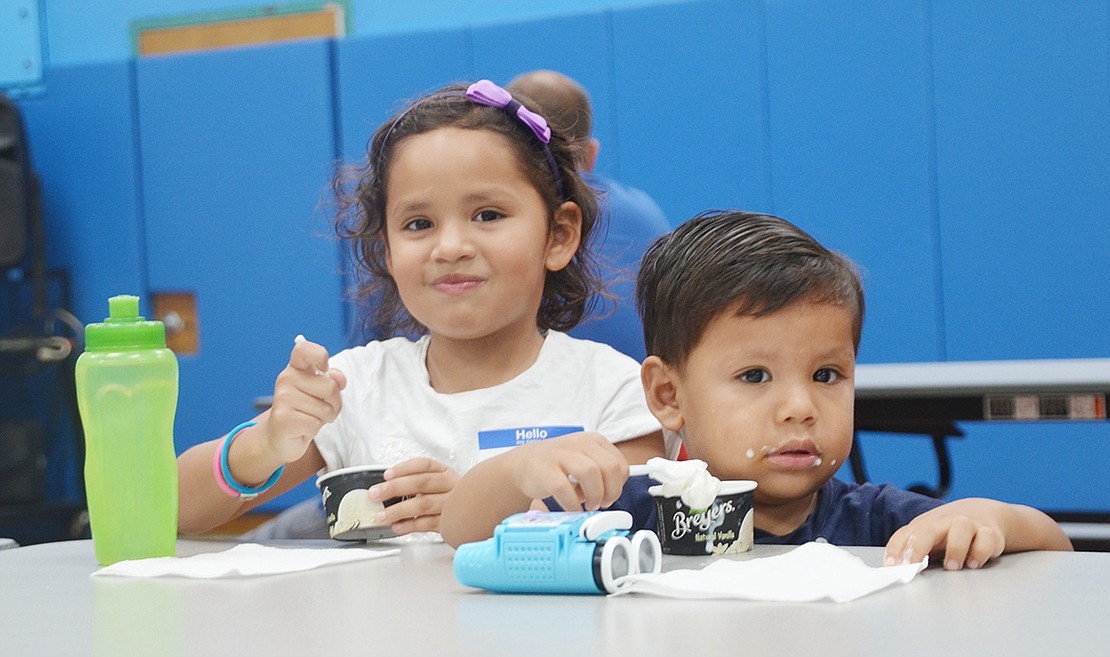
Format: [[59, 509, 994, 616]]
[[544, 202, 582, 272], [641, 356, 684, 431]]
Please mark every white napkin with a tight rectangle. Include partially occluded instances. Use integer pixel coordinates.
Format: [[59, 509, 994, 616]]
[[91, 543, 399, 578], [611, 541, 927, 602]]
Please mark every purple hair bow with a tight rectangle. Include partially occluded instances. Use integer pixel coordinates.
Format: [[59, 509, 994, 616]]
[[466, 79, 552, 144]]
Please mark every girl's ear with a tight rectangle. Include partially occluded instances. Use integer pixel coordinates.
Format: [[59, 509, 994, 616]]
[[544, 201, 583, 272], [383, 232, 394, 275], [641, 356, 685, 431]]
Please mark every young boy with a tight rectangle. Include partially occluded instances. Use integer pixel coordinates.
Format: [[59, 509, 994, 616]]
[[439, 211, 1072, 568]]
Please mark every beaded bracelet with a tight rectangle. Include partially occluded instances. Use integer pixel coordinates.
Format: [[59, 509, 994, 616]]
[[212, 421, 284, 499]]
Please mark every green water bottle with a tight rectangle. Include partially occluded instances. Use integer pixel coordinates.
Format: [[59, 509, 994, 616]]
[[76, 295, 179, 565]]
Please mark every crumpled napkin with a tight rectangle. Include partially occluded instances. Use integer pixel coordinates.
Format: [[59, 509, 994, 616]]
[[611, 541, 927, 602], [91, 543, 399, 579]]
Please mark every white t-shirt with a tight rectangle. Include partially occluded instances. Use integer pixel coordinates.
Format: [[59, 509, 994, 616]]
[[313, 331, 672, 475]]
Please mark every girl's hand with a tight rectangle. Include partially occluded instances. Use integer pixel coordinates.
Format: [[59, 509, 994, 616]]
[[884, 499, 1007, 570], [437, 432, 631, 548], [504, 432, 630, 514], [260, 338, 348, 464], [368, 458, 461, 535]]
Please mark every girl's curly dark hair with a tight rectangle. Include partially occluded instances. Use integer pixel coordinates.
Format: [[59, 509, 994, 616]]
[[334, 82, 603, 339]]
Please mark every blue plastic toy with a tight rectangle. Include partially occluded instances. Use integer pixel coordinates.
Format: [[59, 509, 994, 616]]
[[453, 510, 661, 594]]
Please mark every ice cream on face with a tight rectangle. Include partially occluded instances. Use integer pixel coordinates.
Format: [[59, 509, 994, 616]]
[[644, 457, 722, 512]]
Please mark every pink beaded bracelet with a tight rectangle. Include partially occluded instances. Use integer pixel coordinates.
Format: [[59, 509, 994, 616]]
[[211, 433, 241, 497]]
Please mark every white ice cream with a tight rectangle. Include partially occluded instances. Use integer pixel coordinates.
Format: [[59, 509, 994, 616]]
[[644, 457, 722, 512], [333, 489, 386, 536]]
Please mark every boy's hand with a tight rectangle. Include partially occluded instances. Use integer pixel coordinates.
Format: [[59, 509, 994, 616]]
[[504, 432, 630, 513], [367, 457, 460, 535], [261, 338, 348, 464], [884, 499, 1007, 570]]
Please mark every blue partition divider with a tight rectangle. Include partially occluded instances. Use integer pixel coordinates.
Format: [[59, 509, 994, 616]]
[[336, 28, 475, 164], [761, 1, 942, 364], [611, 0, 764, 222], [136, 39, 345, 510], [932, 1, 1110, 361], [18, 61, 146, 328], [921, 1, 1110, 513]]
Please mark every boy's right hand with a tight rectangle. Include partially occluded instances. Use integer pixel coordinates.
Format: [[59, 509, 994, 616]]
[[503, 432, 630, 513], [259, 338, 348, 464]]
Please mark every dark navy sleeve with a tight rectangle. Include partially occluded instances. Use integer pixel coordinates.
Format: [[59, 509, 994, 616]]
[[814, 478, 944, 545], [858, 482, 946, 545], [756, 477, 944, 546]]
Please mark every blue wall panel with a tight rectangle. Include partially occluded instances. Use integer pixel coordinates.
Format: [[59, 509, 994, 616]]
[[761, 0, 942, 364], [136, 39, 344, 509], [18, 61, 146, 329], [922, 0, 1110, 513], [336, 29, 474, 164], [946, 423, 1110, 512], [932, 0, 1110, 361], [611, 0, 766, 223], [856, 420, 1110, 513]]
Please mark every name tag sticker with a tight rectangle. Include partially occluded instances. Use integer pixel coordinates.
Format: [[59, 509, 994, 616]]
[[478, 426, 584, 450]]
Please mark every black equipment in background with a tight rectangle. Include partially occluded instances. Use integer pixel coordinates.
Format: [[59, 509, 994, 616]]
[[0, 92, 88, 545]]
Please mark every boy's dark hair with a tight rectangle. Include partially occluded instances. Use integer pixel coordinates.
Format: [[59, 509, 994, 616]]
[[636, 210, 865, 368], [335, 82, 602, 338]]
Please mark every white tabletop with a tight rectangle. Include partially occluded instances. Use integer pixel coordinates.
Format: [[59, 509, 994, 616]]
[[1, 538, 1107, 657], [855, 358, 1110, 397]]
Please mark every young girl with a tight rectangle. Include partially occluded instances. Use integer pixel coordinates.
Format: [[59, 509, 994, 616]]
[[176, 80, 670, 535]]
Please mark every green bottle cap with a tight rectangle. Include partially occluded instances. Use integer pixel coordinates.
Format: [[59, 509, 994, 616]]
[[85, 294, 167, 351]]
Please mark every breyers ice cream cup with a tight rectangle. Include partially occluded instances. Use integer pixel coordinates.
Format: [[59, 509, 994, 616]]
[[317, 466, 403, 541], [650, 480, 757, 555]]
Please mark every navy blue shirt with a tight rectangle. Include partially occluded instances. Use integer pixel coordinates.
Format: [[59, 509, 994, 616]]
[[568, 174, 670, 361], [753, 477, 943, 546], [551, 475, 944, 547]]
